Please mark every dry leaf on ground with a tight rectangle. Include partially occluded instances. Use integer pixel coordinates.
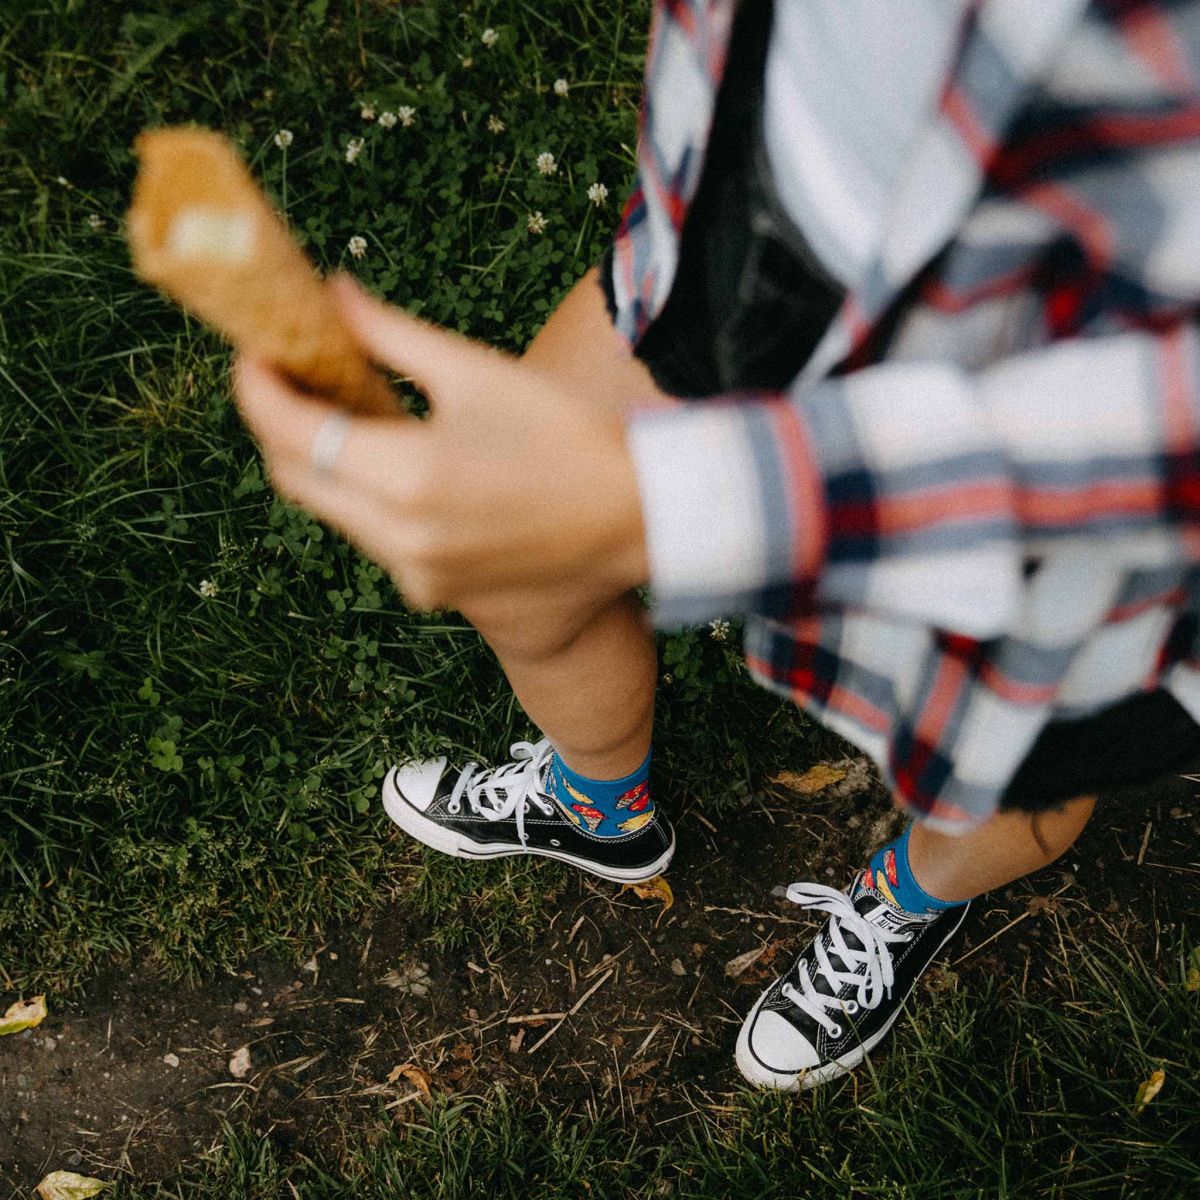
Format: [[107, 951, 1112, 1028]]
[[620, 875, 674, 924], [228, 1044, 252, 1079], [769, 764, 847, 796], [35, 1172, 112, 1200], [1134, 1068, 1166, 1115], [1, 995, 48, 1037], [725, 944, 768, 979], [386, 1061, 432, 1100]]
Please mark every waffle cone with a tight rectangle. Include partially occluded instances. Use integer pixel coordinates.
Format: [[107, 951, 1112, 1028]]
[[127, 126, 395, 415]]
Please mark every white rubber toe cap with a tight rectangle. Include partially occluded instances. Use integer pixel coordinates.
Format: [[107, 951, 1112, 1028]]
[[389, 757, 448, 814], [736, 1002, 820, 1090]]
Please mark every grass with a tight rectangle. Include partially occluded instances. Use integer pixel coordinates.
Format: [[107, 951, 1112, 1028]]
[[2, 1, 1198, 1195], [0, 0, 815, 991], [117, 940, 1200, 1198]]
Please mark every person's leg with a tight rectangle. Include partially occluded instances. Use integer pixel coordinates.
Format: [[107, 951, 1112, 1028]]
[[905, 793, 1095, 903], [454, 266, 669, 780], [382, 267, 674, 881]]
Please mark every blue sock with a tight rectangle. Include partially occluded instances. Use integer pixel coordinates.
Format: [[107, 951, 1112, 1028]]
[[861, 823, 964, 914], [548, 749, 654, 838]]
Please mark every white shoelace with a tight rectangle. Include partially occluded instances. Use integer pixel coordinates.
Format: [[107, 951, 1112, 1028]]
[[445, 738, 557, 847], [778, 882, 915, 1039]]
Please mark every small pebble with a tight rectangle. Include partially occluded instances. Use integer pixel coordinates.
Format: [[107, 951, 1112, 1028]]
[[670, 958, 687, 976], [163, 1052, 181, 1068]]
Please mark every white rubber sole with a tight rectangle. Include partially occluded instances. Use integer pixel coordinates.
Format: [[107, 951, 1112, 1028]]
[[734, 910, 968, 1092], [381, 767, 675, 884], [735, 1006, 897, 1092]]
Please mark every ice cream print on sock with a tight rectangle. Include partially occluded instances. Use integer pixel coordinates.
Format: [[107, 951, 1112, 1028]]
[[548, 750, 654, 838], [858, 823, 965, 915]]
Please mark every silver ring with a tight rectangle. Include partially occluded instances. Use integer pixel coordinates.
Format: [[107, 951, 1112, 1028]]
[[310, 412, 351, 476]]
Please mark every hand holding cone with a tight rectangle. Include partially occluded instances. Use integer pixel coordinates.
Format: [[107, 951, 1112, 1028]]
[[126, 126, 395, 415]]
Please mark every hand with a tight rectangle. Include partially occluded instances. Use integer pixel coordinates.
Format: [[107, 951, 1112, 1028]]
[[231, 276, 650, 613]]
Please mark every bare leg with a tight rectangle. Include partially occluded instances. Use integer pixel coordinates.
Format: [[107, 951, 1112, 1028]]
[[457, 268, 669, 779], [906, 793, 1096, 903]]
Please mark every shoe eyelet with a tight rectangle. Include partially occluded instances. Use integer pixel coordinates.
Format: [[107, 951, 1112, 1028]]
[[447, 801, 460, 815], [549, 838, 561, 848], [843, 1001, 858, 1015], [829, 1024, 843, 1039]]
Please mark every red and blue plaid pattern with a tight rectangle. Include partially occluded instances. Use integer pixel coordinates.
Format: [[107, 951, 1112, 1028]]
[[617, 0, 1200, 829]]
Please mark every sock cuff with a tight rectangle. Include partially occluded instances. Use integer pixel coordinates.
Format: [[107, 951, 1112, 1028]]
[[552, 747, 651, 794]]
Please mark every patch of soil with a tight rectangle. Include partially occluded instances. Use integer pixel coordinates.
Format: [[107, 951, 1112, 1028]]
[[3, 754, 1199, 1194]]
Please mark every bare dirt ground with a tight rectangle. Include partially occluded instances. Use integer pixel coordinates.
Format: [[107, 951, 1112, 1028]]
[[4, 756, 1198, 1194]]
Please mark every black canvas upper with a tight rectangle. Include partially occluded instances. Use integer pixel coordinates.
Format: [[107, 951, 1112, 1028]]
[[751, 873, 970, 1066], [412, 762, 673, 875]]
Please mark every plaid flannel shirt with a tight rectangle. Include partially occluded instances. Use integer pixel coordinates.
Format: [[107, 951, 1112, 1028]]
[[615, 0, 1200, 830]]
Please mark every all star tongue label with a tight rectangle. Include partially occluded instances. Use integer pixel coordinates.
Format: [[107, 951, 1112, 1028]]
[[865, 903, 929, 933]]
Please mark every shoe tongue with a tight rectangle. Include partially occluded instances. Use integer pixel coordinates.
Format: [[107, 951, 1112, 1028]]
[[849, 873, 935, 931]]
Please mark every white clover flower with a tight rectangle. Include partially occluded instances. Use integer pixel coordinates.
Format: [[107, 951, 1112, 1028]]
[[526, 211, 547, 234], [460, 55, 474, 69], [481, 27, 499, 47], [274, 129, 294, 149], [348, 235, 368, 260], [587, 182, 608, 206], [345, 137, 365, 164], [487, 114, 506, 134], [709, 618, 731, 642], [360, 104, 376, 121], [199, 579, 219, 599], [553, 78, 570, 97], [536, 151, 557, 176], [378, 110, 398, 129], [397, 106, 416, 127], [87, 213, 104, 230]]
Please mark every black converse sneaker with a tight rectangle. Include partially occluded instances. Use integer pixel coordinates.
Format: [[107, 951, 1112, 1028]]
[[381, 737, 674, 883], [735, 872, 969, 1090]]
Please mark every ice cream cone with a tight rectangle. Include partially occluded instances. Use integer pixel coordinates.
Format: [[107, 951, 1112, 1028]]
[[126, 126, 395, 416]]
